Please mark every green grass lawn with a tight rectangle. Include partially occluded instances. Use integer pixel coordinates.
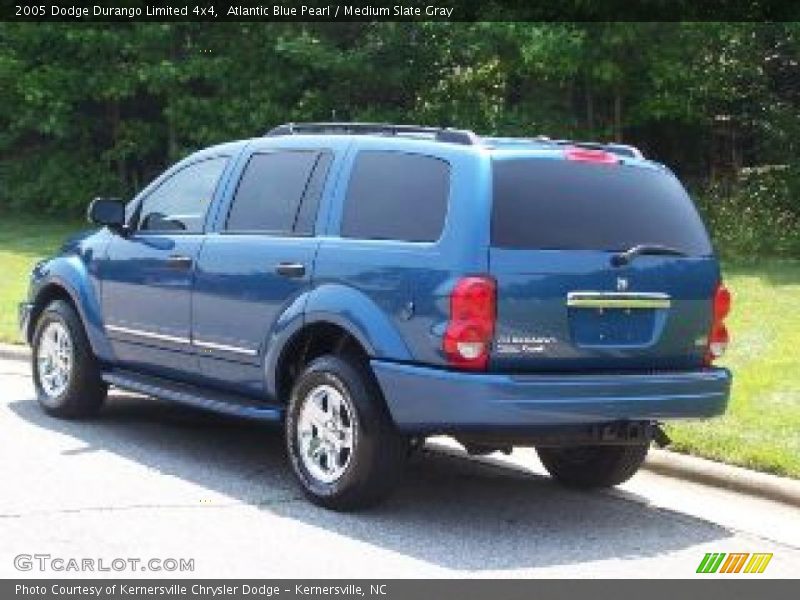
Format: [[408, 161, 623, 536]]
[[668, 261, 800, 478], [0, 213, 798, 477], [0, 212, 85, 344]]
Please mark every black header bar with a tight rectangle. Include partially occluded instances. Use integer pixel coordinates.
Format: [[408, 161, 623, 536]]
[[3, 0, 800, 22]]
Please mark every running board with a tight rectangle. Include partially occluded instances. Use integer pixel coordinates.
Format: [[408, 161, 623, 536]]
[[102, 370, 284, 422]]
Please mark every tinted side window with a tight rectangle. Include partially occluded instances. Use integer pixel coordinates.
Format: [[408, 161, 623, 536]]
[[138, 157, 228, 233], [491, 159, 713, 255], [226, 151, 321, 234], [295, 153, 332, 235], [342, 152, 450, 242]]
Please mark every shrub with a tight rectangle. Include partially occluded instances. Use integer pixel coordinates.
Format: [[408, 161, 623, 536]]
[[0, 148, 124, 217], [694, 166, 800, 259]]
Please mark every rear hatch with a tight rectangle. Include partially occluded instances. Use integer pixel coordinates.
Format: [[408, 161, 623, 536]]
[[489, 153, 718, 373]]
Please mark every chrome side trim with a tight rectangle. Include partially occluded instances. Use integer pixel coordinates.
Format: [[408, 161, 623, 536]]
[[106, 324, 191, 345], [107, 324, 258, 356], [567, 292, 671, 309], [193, 339, 258, 356]]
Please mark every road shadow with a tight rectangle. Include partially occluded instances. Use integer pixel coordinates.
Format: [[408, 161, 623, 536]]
[[9, 393, 729, 572]]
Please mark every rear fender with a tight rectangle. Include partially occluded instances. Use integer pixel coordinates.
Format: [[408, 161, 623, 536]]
[[264, 283, 412, 398]]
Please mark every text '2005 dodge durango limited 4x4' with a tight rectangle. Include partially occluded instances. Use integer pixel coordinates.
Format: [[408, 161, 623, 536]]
[[20, 123, 732, 510]]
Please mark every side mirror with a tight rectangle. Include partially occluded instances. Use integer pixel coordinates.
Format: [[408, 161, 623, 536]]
[[87, 198, 125, 233]]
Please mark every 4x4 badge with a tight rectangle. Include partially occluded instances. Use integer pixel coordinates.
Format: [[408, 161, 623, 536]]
[[617, 277, 629, 292]]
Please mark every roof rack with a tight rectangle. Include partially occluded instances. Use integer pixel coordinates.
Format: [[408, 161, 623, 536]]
[[265, 122, 480, 146]]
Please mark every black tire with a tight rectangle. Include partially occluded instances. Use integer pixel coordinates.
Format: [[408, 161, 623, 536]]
[[285, 355, 407, 510], [536, 443, 649, 489], [32, 299, 107, 419]]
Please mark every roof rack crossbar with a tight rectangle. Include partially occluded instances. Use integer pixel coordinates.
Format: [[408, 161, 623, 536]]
[[265, 122, 479, 146]]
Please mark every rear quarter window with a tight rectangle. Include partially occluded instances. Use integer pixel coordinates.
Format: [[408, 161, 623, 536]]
[[341, 151, 450, 242], [491, 159, 713, 255]]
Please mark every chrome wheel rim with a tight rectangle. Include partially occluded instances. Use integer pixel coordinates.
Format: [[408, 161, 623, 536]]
[[37, 321, 73, 398], [296, 384, 355, 484]]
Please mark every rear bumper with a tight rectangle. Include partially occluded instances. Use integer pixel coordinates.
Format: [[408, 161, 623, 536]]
[[371, 360, 731, 433], [18, 302, 33, 344]]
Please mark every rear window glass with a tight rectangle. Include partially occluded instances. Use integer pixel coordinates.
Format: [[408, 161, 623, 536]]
[[491, 159, 712, 255], [342, 151, 450, 242]]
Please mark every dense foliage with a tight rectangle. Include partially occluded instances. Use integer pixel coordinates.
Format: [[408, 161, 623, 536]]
[[1, 22, 798, 256]]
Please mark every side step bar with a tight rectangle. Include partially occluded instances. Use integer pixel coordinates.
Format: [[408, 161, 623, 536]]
[[102, 369, 284, 422]]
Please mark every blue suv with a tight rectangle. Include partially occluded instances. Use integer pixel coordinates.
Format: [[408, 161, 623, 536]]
[[20, 123, 732, 509]]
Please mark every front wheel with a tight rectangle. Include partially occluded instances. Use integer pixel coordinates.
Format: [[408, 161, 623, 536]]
[[536, 443, 649, 489], [32, 299, 107, 419], [285, 355, 407, 510]]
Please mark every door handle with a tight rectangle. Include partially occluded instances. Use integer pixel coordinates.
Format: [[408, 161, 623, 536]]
[[166, 254, 193, 269], [275, 262, 306, 278]]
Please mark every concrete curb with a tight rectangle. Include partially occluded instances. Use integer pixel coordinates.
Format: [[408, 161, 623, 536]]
[[0, 342, 28, 362], [644, 448, 800, 508]]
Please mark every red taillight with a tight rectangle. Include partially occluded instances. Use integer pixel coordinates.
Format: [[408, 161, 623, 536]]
[[443, 276, 496, 370], [705, 283, 731, 365], [565, 146, 619, 165], [714, 284, 731, 320]]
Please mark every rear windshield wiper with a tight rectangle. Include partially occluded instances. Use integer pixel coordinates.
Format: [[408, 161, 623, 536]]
[[611, 244, 688, 267]]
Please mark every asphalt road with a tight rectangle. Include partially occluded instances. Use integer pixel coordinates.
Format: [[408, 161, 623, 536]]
[[1, 356, 798, 578]]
